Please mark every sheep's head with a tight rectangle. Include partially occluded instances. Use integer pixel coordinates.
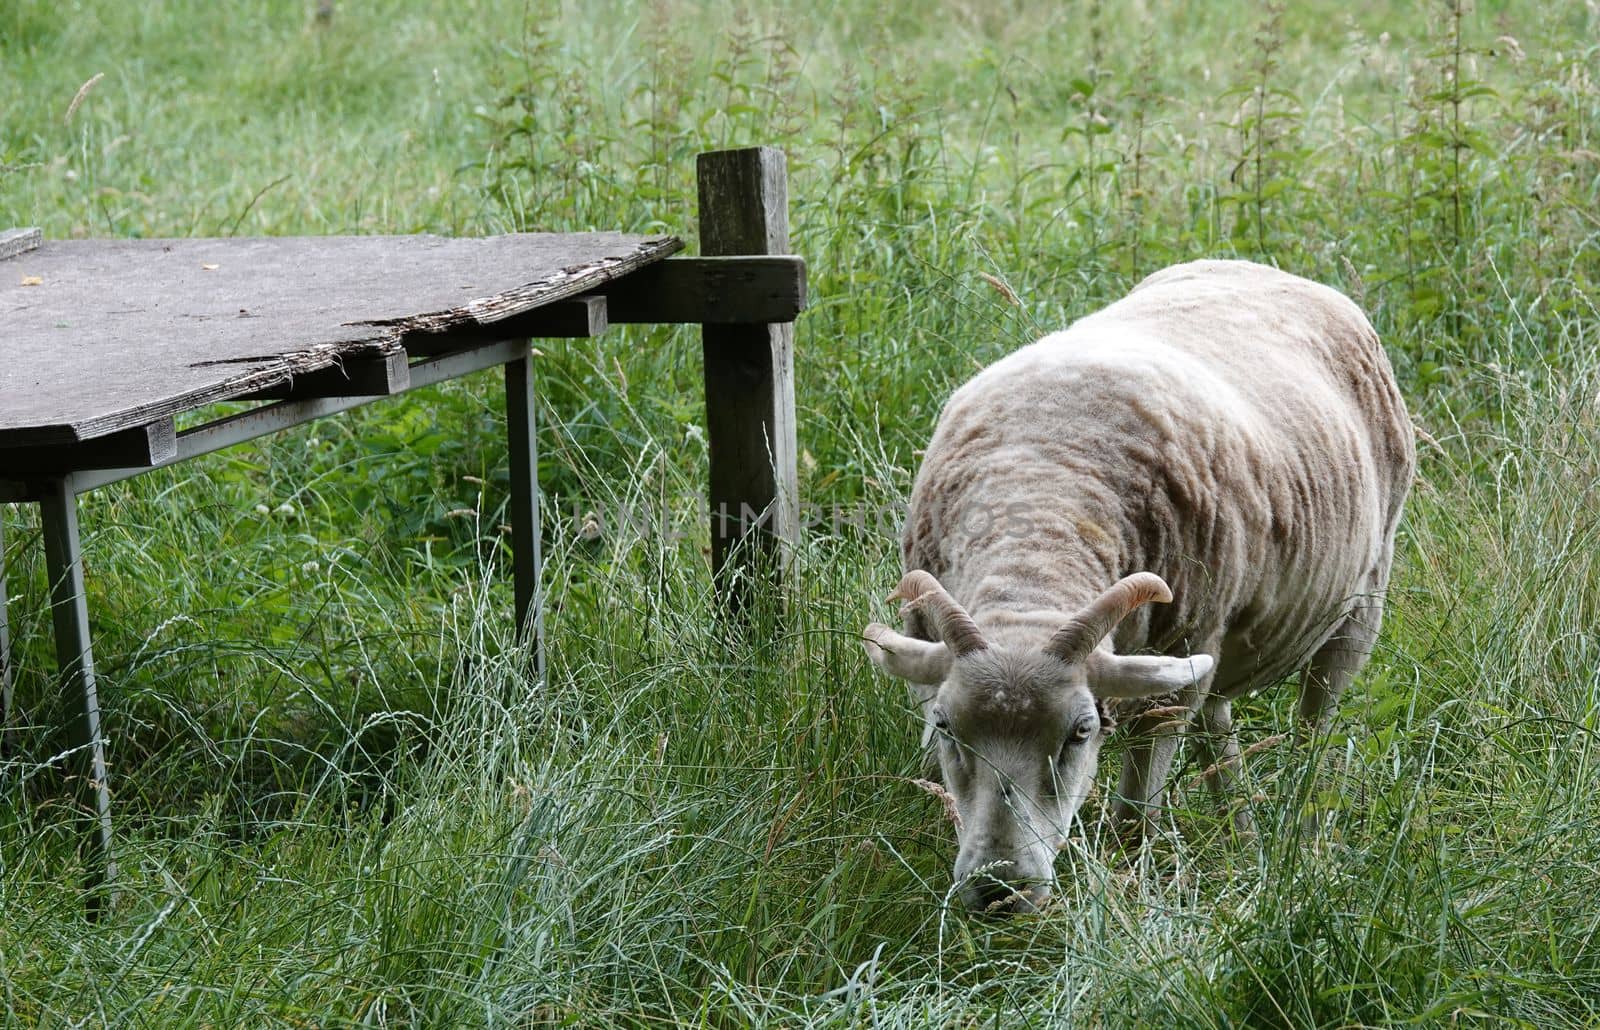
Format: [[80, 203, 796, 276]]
[[862, 570, 1213, 915]]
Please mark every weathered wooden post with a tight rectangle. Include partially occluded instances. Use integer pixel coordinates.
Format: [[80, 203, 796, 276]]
[[697, 147, 800, 611]]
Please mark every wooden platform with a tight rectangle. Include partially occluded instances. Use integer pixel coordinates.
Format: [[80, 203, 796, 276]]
[[0, 147, 806, 914], [0, 232, 682, 448]]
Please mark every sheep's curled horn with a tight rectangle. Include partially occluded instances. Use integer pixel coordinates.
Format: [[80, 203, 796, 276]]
[[1043, 572, 1173, 665], [887, 570, 988, 655]]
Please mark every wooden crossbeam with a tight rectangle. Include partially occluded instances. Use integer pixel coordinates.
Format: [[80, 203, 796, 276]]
[[236, 351, 409, 400], [594, 256, 805, 324], [0, 419, 177, 477], [403, 296, 608, 356]]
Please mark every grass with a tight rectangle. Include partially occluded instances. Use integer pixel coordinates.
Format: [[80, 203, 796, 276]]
[[3, 0, 1600, 1024]]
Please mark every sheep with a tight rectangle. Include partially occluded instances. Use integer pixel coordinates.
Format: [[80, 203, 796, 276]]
[[862, 259, 1415, 914]]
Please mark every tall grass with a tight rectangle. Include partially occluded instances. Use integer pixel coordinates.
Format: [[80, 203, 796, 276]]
[[3, 0, 1599, 1023]]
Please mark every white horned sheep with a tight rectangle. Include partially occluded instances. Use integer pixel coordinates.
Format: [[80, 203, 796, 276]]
[[862, 259, 1414, 914]]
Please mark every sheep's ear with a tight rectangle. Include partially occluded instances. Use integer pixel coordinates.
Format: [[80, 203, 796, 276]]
[[862, 623, 952, 684], [1085, 651, 1215, 699]]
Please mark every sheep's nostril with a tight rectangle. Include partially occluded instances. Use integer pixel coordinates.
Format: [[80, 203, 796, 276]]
[[960, 877, 1040, 916]]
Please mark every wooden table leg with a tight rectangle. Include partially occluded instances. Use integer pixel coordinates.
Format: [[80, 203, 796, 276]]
[[0, 504, 13, 761], [697, 146, 800, 614], [504, 349, 545, 681], [38, 476, 116, 910]]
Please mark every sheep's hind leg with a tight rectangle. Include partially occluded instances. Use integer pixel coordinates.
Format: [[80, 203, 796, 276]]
[[1299, 598, 1383, 733], [1296, 594, 1384, 835]]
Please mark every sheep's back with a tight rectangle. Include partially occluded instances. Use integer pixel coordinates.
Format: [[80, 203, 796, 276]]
[[903, 260, 1414, 692]]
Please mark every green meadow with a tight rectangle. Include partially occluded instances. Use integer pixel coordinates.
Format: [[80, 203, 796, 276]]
[[2, 0, 1599, 1023]]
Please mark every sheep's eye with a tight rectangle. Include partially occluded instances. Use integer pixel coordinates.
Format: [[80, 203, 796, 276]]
[[1064, 717, 1097, 748], [933, 717, 963, 767]]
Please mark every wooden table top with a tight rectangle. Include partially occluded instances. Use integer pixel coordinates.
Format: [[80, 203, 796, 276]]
[[0, 232, 682, 447]]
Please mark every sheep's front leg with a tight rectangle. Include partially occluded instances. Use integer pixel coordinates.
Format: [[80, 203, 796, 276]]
[[1110, 695, 1196, 840], [1111, 644, 1223, 840], [1111, 727, 1182, 839], [1191, 693, 1254, 836]]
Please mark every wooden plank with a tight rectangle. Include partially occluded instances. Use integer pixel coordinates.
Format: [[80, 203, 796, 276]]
[[0, 228, 42, 261], [595, 256, 805, 324], [403, 296, 607, 357], [697, 147, 800, 611], [0, 233, 681, 447], [236, 351, 409, 400], [0, 419, 177, 477]]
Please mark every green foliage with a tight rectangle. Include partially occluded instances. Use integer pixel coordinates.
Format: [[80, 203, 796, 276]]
[[3, 0, 1600, 1024]]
